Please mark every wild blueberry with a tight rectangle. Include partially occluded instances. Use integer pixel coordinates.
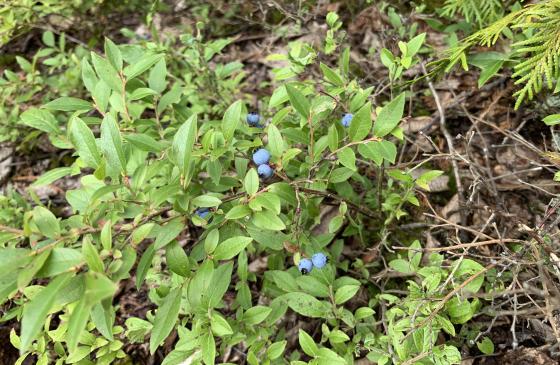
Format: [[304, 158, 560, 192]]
[[257, 164, 273, 179], [298, 258, 313, 274], [195, 208, 210, 219], [252, 148, 270, 166], [341, 113, 353, 128], [247, 112, 260, 127], [311, 253, 328, 269]]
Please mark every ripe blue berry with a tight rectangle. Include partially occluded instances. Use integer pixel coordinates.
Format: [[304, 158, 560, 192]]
[[257, 164, 273, 179], [252, 148, 270, 166], [247, 112, 261, 127], [311, 253, 328, 269], [195, 208, 210, 219], [341, 113, 353, 128], [298, 258, 313, 274]]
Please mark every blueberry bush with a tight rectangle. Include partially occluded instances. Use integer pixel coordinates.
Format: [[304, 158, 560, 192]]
[[2, 1, 560, 365]]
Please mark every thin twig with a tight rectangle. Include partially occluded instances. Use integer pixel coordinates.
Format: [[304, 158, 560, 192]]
[[421, 62, 467, 231]]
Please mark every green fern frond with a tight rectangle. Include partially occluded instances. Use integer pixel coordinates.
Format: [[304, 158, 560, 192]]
[[441, 0, 503, 28], [434, 0, 560, 109]]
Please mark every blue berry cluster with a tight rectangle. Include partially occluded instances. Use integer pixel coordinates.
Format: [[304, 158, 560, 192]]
[[195, 207, 210, 219], [298, 253, 328, 274], [340, 113, 353, 128], [252, 148, 273, 179], [246, 112, 263, 128]]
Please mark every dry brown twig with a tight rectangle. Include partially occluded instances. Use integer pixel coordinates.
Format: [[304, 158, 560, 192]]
[[420, 62, 467, 230]]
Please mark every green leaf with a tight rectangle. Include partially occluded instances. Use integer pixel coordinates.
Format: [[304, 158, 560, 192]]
[[327, 124, 339, 152], [317, 347, 347, 364], [437, 315, 456, 336], [36, 248, 82, 277], [33, 206, 60, 238], [42, 31, 54, 47], [67, 296, 91, 353], [469, 52, 506, 87], [20, 108, 59, 134], [81, 58, 98, 93], [416, 170, 444, 191], [93, 80, 110, 112], [348, 102, 372, 142], [91, 301, 114, 341], [104, 37, 123, 71], [208, 262, 233, 308], [149, 58, 168, 93], [210, 313, 233, 336], [130, 87, 158, 100], [21, 273, 72, 352], [100, 221, 112, 250], [477, 337, 494, 355], [154, 219, 184, 250], [165, 241, 190, 277], [286, 84, 310, 119], [407, 33, 426, 56], [358, 140, 397, 166], [225, 205, 251, 220], [100, 114, 127, 176], [453, 259, 485, 293], [124, 53, 164, 80], [320, 63, 344, 86], [296, 276, 330, 297], [192, 195, 222, 208], [278, 292, 328, 318], [43, 97, 92, 112], [213, 236, 253, 260], [222, 100, 243, 142], [125, 134, 165, 152], [355, 307, 375, 320], [31, 167, 73, 187], [267, 124, 285, 157], [244, 305, 272, 325], [201, 332, 216, 365], [330, 167, 354, 183], [91, 52, 122, 93], [267, 340, 287, 360], [337, 147, 356, 171], [172, 114, 198, 178], [298, 329, 319, 356], [69, 117, 101, 169], [82, 237, 104, 272], [157, 83, 182, 114], [252, 210, 286, 231], [334, 285, 360, 304], [374, 92, 405, 137], [244, 168, 259, 196], [543, 114, 560, 126], [389, 258, 413, 274], [252, 192, 281, 214], [66, 346, 90, 363], [204, 229, 220, 254], [136, 244, 155, 289], [84, 272, 116, 301], [17, 250, 51, 290], [329, 329, 350, 344], [149, 286, 182, 354]]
